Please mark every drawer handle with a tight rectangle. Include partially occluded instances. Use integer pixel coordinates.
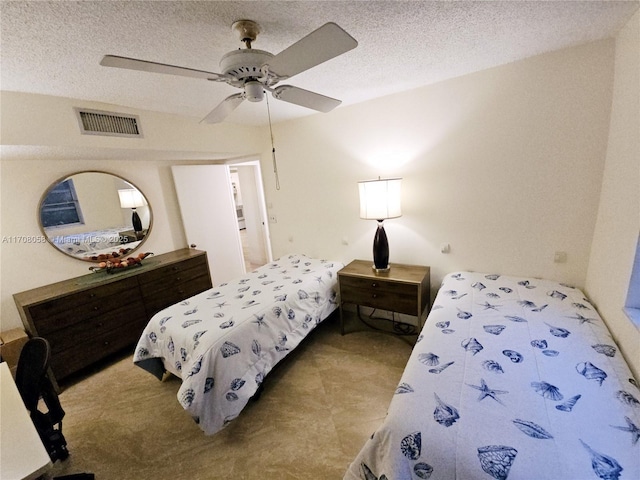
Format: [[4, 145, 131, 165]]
[[372, 294, 378, 299], [372, 282, 378, 288], [89, 293, 96, 298], [93, 306, 100, 311], [176, 277, 181, 281], [97, 322, 104, 328], [104, 341, 110, 346]]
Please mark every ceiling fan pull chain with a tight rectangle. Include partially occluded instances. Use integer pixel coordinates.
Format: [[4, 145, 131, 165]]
[[272, 147, 280, 191], [266, 94, 280, 190]]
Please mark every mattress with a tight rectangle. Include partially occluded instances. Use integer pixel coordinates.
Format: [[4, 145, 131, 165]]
[[345, 271, 639, 480], [133, 254, 343, 435]]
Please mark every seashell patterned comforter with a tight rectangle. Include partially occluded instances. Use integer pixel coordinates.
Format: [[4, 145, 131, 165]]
[[133, 254, 342, 435], [344, 271, 639, 480]]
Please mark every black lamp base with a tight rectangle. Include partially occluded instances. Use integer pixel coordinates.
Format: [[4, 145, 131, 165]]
[[372, 220, 390, 272], [132, 209, 143, 233]]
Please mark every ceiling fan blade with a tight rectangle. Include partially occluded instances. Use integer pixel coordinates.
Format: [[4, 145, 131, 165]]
[[200, 93, 245, 123], [272, 85, 341, 113], [265, 23, 357, 79], [100, 55, 227, 82]]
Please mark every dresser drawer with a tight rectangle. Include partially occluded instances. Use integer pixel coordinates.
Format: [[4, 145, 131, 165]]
[[340, 276, 418, 315], [139, 263, 209, 296], [45, 301, 147, 355], [142, 274, 212, 318], [29, 279, 142, 335], [28, 276, 139, 323], [49, 316, 148, 380], [138, 256, 208, 288]]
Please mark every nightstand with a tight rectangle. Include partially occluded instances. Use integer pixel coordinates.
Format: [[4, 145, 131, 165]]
[[338, 259, 431, 335]]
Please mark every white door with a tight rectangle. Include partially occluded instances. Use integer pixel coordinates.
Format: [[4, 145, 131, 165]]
[[172, 165, 245, 284]]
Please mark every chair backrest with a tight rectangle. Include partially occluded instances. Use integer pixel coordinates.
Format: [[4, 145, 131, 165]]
[[15, 337, 51, 412]]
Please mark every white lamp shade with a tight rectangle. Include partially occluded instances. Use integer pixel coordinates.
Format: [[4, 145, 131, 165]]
[[118, 188, 146, 209], [358, 178, 402, 220]]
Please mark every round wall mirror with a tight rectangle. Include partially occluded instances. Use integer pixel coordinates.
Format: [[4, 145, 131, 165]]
[[39, 171, 152, 262]]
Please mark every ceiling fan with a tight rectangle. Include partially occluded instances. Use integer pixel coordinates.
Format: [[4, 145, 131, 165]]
[[100, 20, 358, 123]]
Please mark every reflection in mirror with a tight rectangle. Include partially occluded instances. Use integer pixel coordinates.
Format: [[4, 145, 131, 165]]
[[39, 171, 152, 262]]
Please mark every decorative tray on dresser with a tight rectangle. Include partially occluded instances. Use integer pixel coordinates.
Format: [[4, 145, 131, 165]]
[[13, 248, 212, 389]]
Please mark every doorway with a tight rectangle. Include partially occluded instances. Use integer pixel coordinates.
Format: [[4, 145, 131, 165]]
[[228, 159, 272, 271], [172, 160, 271, 285]]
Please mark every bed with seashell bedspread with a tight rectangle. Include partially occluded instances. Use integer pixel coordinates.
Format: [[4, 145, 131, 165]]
[[344, 271, 639, 480], [133, 254, 342, 436]]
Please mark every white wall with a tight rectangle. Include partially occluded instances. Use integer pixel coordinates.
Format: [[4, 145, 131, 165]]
[[262, 40, 614, 295], [0, 92, 267, 155], [0, 93, 267, 331], [585, 11, 640, 379]]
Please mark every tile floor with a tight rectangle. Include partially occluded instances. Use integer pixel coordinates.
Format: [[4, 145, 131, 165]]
[[47, 312, 415, 479]]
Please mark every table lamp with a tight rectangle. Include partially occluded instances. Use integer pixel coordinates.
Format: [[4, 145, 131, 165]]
[[358, 177, 402, 272], [118, 188, 146, 236]]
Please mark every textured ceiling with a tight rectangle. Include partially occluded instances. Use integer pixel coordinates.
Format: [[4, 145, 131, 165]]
[[1, 1, 638, 127]]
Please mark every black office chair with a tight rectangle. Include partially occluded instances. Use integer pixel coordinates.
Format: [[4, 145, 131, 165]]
[[15, 337, 95, 479], [15, 336, 69, 462]]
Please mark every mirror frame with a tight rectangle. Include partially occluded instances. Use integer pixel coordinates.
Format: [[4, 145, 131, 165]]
[[38, 170, 153, 262]]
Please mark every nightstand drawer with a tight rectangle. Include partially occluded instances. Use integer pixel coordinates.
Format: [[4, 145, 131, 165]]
[[339, 276, 418, 315]]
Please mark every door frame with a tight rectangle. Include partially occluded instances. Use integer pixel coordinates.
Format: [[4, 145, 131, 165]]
[[226, 157, 273, 267]]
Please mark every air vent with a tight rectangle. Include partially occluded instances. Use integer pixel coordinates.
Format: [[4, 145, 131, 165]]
[[74, 108, 142, 138]]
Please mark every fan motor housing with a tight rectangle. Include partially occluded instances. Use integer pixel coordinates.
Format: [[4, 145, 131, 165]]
[[219, 49, 275, 85], [244, 81, 264, 102]]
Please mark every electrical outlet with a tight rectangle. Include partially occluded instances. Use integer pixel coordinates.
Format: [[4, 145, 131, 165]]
[[554, 251, 567, 263]]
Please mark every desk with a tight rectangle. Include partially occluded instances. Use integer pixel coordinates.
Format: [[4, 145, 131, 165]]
[[0, 362, 52, 480]]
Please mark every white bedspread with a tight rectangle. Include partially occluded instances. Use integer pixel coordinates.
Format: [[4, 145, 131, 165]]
[[345, 271, 639, 480], [133, 254, 342, 435]]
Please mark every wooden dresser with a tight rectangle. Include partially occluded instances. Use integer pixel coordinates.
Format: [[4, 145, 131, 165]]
[[13, 248, 211, 388]]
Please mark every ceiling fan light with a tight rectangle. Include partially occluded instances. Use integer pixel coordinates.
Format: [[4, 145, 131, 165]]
[[245, 81, 264, 102]]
